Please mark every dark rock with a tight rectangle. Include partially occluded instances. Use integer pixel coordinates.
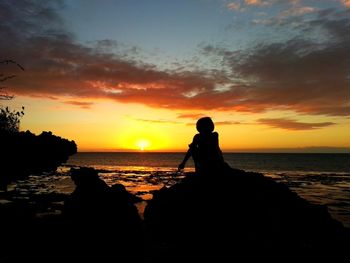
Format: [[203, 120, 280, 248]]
[[63, 167, 143, 260], [0, 130, 77, 190], [111, 183, 143, 203], [0, 167, 143, 262], [144, 167, 350, 260]]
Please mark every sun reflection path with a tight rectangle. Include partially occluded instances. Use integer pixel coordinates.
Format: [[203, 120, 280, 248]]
[[95, 166, 188, 200]]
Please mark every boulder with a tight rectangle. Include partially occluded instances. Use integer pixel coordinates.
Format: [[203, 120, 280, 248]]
[[63, 167, 143, 260], [144, 167, 349, 260]]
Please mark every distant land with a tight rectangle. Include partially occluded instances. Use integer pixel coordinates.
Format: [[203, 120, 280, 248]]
[[78, 147, 350, 154]]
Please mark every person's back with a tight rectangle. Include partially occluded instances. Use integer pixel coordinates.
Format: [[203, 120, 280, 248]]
[[179, 117, 225, 175]]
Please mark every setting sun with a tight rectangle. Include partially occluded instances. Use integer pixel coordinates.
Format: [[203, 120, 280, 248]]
[[136, 139, 151, 151]]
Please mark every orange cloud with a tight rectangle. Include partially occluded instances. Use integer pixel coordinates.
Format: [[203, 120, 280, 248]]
[[279, 5, 317, 18], [227, 2, 241, 11], [341, 0, 350, 7], [177, 113, 206, 119], [257, 118, 335, 130], [215, 121, 245, 125], [227, 0, 273, 11], [245, 0, 267, 6], [1, 1, 350, 118], [64, 101, 94, 109]]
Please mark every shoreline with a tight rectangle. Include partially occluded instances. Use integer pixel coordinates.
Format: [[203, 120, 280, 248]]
[[1, 166, 349, 261], [1, 165, 350, 228]]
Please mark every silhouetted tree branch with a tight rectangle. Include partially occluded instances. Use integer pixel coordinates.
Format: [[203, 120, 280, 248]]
[[0, 59, 25, 71], [0, 59, 25, 132], [0, 59, 24, 100]]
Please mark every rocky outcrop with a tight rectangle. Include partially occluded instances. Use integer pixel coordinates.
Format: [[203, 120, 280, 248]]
[[0, 167, 143, 262], [1, 164, 348, 261], [0, 130, 77, 190], [144, 166, 349, 260], [64, 167, 142, 225], [63, 167, 143, 260]]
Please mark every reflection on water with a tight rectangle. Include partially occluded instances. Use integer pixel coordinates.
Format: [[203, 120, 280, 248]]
[[267, 171, 350, 228], [5, 165, 350, 228], [8, 166, 188, 200], [97, 166, 187, 200]]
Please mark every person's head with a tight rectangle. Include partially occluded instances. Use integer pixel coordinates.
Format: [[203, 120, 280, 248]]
[[196, 117, 214, 134]]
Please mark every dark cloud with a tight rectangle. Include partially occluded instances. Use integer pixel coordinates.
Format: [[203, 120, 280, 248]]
[[64, 100, 93, 109], [203, 9, 350, 116], [1, 1, 349, 120], [0, 0, 223, 109], [257, 118, 335, 130]]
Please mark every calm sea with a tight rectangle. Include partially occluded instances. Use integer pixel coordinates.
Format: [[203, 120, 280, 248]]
[[11, 152, 350, 227], [67, 152, 350, 173]]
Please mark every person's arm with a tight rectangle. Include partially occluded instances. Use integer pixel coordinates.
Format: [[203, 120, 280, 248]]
[[178, 135, 197, 170], [213, 132, 224, 161], [178, 148, 192, 170]]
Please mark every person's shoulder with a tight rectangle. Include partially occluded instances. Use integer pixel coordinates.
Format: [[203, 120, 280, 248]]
[[193, 133, 200, 140], [211, 132, 219, 141]]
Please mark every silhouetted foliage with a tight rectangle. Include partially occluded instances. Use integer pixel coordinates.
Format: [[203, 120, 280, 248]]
[[0, 60, 74, 190], [0, 130, 77, 190], [0, 60, 25, 133], [0, 106, 24, 133]]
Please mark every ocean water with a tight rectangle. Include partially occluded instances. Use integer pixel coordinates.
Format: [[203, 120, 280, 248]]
[[10, 152, 350, 227]]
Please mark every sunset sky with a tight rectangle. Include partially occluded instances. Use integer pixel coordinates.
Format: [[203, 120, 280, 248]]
[[1, 0, 350, 152]]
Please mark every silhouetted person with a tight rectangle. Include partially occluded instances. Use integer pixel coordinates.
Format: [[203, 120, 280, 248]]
[[178, 117, 225, 175]]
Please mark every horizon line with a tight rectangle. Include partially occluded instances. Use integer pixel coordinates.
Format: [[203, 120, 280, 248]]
[[76, 148, 350, 154]]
